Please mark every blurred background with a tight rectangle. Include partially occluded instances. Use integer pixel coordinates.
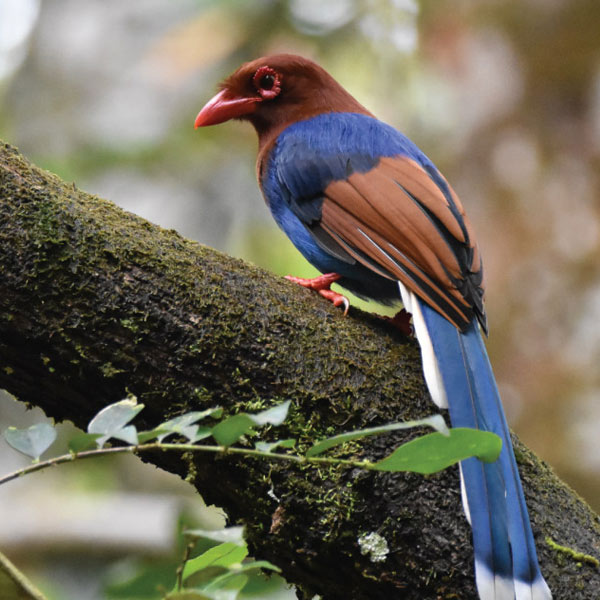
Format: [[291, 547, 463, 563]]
[[1, 0, 599, 598]]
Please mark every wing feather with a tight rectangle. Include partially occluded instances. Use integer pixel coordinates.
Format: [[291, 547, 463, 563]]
[[334, 171, 463, 280], [320, 202, 472, 326], [379, 157, 469, 242], [321, 156, 484, 331]]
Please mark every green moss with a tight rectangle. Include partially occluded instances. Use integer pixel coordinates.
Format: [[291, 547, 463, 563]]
[[100, 362, 124, 378], [182, 451, 198, 485], [546, 536, 600, 568], [120, 318, 139, 333]]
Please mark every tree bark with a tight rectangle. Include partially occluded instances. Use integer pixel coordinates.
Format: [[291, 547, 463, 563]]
[[0, 141, 598, 599]]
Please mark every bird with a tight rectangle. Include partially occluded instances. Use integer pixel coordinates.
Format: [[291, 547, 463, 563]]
[[194, 53, 552, 600]]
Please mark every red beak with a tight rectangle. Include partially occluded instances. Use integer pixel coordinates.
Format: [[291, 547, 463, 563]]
[[194, 90, 259, 128]]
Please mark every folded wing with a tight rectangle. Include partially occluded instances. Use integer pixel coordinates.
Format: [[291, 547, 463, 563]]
[[318, 155, 486, 332]]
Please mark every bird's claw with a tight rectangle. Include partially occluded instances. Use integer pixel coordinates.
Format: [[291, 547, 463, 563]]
[[317, 288, 350, 315], [285, 273, 350, 315]]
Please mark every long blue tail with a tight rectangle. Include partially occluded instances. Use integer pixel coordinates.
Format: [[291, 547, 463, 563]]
[[418, 299, 551, 599]]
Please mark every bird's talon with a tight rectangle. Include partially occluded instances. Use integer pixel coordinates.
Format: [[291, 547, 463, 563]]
[[286, 273, 349, 314], [341, 297, 350, 316], [318, 288, 350, 315]]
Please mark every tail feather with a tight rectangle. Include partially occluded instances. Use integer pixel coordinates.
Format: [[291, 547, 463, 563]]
[[460, 326, 546, 593], [400, 282, 551, 599]]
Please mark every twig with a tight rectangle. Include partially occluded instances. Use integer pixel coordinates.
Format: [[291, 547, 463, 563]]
[[0, 441, 374, 487]]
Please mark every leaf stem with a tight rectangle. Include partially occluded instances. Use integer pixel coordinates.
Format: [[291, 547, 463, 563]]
[[0, 441, 375, 487], [0, 548, 50, 600], [175, 537, 196, 591]]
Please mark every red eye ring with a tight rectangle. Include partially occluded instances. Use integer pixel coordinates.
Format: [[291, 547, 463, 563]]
[[253, 66, 281, 100]]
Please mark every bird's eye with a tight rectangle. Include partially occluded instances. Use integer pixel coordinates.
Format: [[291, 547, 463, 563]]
[[252, 66, 281, 100], [259, 74, 275, 90]]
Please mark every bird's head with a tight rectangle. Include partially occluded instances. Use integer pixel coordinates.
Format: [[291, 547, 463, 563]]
[[194, 54, 371, 143]]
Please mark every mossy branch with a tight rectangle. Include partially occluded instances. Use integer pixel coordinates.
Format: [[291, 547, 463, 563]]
[[0, 141, 598, 599]]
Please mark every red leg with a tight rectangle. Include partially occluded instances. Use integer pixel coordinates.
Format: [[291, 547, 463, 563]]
[[285, 273, 350, 315]]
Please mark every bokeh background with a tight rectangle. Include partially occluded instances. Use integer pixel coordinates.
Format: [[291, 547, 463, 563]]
[[1, 0, 599, 598]]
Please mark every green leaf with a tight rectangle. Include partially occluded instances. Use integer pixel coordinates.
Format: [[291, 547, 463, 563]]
[[249, 401, 290, 426], [191, 563, 278, 597], [306, 414, 448, 457], [137, 427, 169, 444], [211, 415, 255, 447], [211, 402, 290, 447], [228, 560, 280, 574], [373, 428, 502, 474], [111, 425, 139, 445], [166, 593, 211, 600], [254, 439, 296, 453], [237, 572, 288, 598], [68, 432, 103, 453], [192, 427, 212, 443], [184, 526, 246, 546], [4, 423, 57, 460], [157, 408, 223, 443], [105, 558, 179, 599], [182, 543, 248, 581], [88, 398, 144, 447], [200, 573, 249, 599]]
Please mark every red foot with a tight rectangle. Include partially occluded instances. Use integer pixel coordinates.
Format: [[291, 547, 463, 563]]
[[285, 273, 350, 315], [383, 308, 414, 337]]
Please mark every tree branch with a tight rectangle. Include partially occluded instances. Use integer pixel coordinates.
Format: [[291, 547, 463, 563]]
[[0, 141, 598, 599]]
